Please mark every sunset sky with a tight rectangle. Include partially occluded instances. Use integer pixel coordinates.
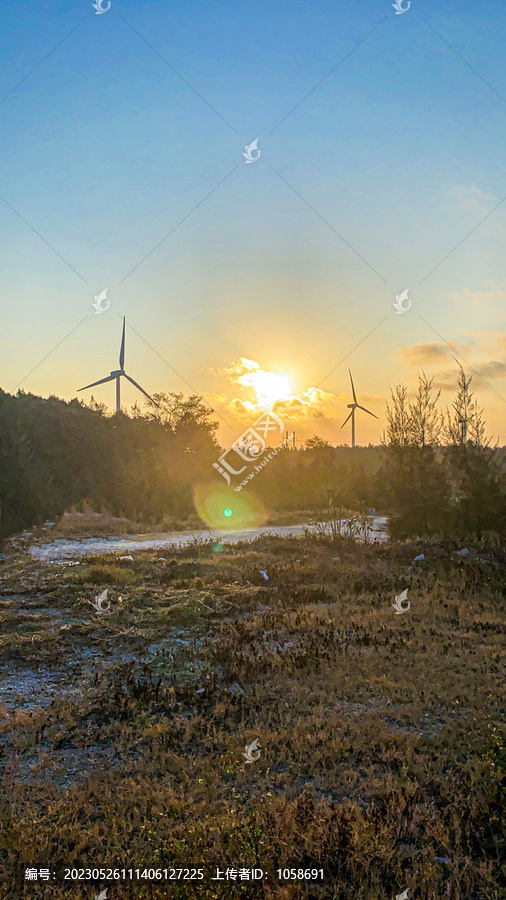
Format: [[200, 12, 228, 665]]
[[1, 0, 505, 445]]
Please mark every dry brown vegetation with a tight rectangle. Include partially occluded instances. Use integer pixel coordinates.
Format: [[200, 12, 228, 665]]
[[0, 535, 504, 898], [51, 503, 201, 539], [33, 505, 313, 544]]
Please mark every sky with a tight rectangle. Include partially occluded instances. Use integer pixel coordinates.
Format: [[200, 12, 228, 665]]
[[1, 0, 505, 446]]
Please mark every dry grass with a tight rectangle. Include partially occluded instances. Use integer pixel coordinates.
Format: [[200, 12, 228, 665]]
[[44, 503, 204, 541], [39, 504, 314, 542], [0, 535, 504, 898], [53, 505, 144, 537]]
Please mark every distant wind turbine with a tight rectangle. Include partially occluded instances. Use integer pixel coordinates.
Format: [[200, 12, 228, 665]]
[[341, 370, 378, 448], [78, 317, 157, 413], [454, 409, 468, 444]]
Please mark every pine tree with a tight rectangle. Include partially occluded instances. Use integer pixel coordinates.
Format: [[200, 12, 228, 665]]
[[444, 362, 505, 537], [381, 373, 448, 537]]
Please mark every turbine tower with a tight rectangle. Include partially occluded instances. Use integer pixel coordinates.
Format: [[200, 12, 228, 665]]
[[455, 410, 468, 444], [341, 370, 378, 448], [78, 317, 156, 413]]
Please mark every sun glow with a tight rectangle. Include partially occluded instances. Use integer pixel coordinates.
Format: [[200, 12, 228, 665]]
[[237, 367, 292, 408]]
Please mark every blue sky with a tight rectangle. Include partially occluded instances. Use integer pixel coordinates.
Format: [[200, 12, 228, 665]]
[[1, 0, 505, 443]]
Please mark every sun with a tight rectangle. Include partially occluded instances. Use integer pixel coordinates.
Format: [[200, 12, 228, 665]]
[[239, 369, 292, 408]]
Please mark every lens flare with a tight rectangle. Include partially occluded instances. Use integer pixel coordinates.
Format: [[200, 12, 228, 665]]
[[192, 482, 269, 530]]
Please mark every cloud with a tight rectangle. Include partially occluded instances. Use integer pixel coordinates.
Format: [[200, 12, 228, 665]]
[[415, 358, 506, 395], [460, 328, 506, 356], [215, 358, 260, 380], [474, 360, 506, 379], [221, 382, 347, 422], [208, 358, 383, 435], [272, 387, 346, 420], [399, 334, 506, 395], [448, 185, 500, 216], [212, 357, 291, 408], [400, 342, 470, 366], [451, 285, 506, 318]]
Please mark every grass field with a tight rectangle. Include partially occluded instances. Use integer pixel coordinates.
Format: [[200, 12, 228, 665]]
[[0, 534, 504, 898]]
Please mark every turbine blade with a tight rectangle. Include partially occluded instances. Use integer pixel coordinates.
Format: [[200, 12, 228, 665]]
[[124, 373, 157, 405], [349, 369, 357, 404], [119, 317, 126, 369], [78, 374, 116, 391], [341, 411, 353, 428], [357, 405, 378, 419]]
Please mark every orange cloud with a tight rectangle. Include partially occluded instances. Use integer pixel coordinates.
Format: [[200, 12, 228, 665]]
[[400, 342, 470, 366], [205, 358, 385, 445]]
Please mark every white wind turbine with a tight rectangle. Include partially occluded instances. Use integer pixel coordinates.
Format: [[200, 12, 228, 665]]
[[78, 317, 156, 412], [341, 370, 378, 448]]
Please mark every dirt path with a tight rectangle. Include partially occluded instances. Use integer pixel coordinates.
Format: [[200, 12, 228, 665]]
[[29, 517, 389, 562]]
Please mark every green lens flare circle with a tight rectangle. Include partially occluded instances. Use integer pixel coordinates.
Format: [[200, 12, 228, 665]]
[[223, 508, 232, 517]]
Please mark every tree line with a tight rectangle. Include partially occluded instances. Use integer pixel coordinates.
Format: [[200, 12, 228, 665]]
[[0, 390, 218, 540], [380, 365, 505, 538], [0, 365, 504, 542]]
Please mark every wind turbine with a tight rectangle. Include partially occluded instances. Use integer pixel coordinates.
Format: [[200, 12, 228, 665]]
[[454, 409, 468, 444], [78, 317, 156, 413], [341, 370, 378, 448], [451, 357, 470, 445]]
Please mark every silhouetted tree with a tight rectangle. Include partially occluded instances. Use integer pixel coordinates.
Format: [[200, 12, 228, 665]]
[[0, 388, 218, 539], [304, 435, 330, 449], [381, 373, 449, 536], [380, 366, 505, 538], [443, 364, 505, 537]]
